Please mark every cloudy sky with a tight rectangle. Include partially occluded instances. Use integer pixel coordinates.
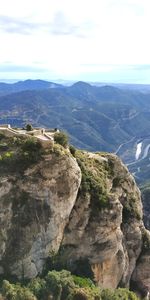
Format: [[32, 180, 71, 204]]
[[1, 0, 150, 83]]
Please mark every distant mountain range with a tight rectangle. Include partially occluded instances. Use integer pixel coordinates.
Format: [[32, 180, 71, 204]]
[[1, 79, 150, 183], [0, 79, 63, 96]]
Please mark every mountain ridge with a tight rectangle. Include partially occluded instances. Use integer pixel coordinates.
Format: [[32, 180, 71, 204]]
[[1, 80, 150, 183], [0, 79, 63, 96]]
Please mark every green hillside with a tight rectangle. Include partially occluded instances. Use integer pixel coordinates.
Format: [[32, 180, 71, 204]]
[[1, 80, 150, 182]]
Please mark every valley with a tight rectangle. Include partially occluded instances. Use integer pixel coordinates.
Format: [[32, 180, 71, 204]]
[[0, 79, 150, 184]]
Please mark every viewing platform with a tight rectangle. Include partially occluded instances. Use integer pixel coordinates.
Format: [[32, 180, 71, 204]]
[[0, 124, 58, 148]]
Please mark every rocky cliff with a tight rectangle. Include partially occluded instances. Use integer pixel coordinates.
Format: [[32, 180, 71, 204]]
[[0, 135, 150, 297], [140, 183, 150, 230]]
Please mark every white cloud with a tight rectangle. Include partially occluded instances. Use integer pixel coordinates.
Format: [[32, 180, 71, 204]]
[[1, 0, 150, 82]]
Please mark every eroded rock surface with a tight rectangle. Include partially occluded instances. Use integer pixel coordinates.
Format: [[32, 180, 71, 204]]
[[62, 152, 144, 290], [131, 229, 150, 298], [0, 141, 150, 296], [0, 148, 81, 278]]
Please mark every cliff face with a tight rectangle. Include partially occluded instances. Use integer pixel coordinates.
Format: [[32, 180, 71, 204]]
[[0, 138, 150, 295], [62, 152, 144, 289], [0, 142, 81, 279], [140, 184, 150, 230]]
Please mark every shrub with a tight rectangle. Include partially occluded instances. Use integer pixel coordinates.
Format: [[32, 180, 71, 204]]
[[1, 274, 140, 300], [101, 288, 139, 300], [26, 124, 33, 131], [45, 270, 75, 300], [21, 139, 41, 153], [2, 280, 36, 300], [54, 131, 69, 148], [69, 145, 76, 156], [72, 276, 95, 289], [20, 138, 43, 163], [28, 278, 46, 299]]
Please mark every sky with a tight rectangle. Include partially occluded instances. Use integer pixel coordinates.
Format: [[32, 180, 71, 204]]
[[1, 0, 150, 83]]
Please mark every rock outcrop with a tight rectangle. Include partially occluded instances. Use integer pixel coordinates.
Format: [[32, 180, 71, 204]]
[[0, 143, 81, 278], [141, 184, 150, 230], [0, 136, 150, 296], [61, 152, 143, 290], [131, 229, 150, 298]]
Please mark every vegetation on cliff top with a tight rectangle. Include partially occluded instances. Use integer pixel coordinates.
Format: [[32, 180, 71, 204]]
[[0, 134, 44, 174], [54, 131, 69, 148], [0, 130, 70, 174], [74, 150, 111, 209], [0, 270, 139, 300], [0, 130, 69, 173]]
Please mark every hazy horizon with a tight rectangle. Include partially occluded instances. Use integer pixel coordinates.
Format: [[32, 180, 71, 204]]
[[1, 77, 150, 87]]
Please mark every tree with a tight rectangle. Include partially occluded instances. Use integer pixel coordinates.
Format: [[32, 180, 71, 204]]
[[26, 124, 33, 131]]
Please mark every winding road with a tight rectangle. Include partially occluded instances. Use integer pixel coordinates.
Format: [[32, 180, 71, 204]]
[[115, 137, 150, 168]]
